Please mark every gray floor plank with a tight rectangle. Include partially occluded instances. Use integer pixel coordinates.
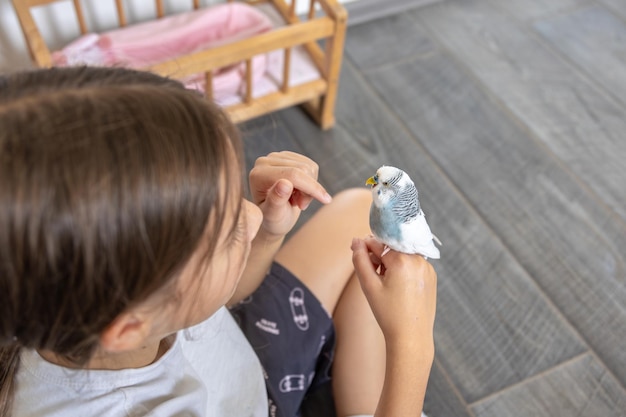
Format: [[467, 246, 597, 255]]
[[345, 0, 444, 27], [424, 360, 473, 417], [345, 13, 437, 71], [361, 23, 626, 393], [471, 354, 626, 417], [413, 0, 626, 224], [534, 5, 626, 108], [240, 115, 306, 175], [485, 0, 589, 21], [600, 0, 626, 21], [280, 59, 587, 403]]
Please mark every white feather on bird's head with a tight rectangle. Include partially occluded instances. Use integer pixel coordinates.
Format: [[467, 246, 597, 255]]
[[366, 166, 415, 208]]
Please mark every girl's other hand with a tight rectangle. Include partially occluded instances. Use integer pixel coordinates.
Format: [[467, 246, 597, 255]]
[[351, 237, 437, 346], [249, 152, 332, 238]]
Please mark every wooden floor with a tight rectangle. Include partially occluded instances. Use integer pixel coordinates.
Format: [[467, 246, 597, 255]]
[[240, 0, 626, 415]]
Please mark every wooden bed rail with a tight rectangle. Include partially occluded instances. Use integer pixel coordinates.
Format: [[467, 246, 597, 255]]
[[146, 17, 335, 79]]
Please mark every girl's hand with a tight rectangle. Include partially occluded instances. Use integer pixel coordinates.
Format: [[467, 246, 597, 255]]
[[249, 152, 332, 238], [351, 237, 437, 346]]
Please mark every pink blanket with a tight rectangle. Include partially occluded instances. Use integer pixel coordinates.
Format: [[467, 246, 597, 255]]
[[52, 3, 273, 100]]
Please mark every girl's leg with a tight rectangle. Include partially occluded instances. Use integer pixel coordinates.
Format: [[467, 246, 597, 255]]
[[332, 274, 385, 416], [275, 188, 385, 416]]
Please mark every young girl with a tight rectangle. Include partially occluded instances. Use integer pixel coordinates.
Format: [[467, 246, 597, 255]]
[[0, 66, 437, 417]]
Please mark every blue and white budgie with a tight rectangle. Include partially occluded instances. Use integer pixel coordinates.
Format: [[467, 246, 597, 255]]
[[366, 166, 441, 259]]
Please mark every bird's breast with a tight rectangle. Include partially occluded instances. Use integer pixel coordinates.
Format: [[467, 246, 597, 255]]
[[370, 205, 402, 241]]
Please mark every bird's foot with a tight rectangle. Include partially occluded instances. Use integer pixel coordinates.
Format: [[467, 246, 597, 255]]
[[381, 245, 391, 257]]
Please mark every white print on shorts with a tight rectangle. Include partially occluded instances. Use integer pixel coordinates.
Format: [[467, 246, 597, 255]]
[[279, 374, 306, 393], [255, 318, 280, 335], [289, 287, 309, 331]]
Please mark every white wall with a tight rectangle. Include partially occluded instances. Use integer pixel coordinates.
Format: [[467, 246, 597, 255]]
[[0, 0, 355, 71]]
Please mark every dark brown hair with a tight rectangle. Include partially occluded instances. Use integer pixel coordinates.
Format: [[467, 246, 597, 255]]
[[0, 66, 244, 416]]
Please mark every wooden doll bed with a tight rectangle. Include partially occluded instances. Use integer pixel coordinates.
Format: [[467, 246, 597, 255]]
[[12, 0, 347, 129]]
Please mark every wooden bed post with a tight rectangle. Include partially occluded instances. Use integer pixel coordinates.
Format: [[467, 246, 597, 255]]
[[301, 0, 347, 130], [318, 3, 346, 130]]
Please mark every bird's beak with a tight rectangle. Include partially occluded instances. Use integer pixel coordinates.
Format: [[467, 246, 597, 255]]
[[366, 176, 377, 187]]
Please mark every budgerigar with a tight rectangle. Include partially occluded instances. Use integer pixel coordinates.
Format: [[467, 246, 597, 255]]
[[366, 166, 441, 259]]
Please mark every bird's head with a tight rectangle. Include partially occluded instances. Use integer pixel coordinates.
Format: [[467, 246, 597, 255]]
[[366, 166, 413, 207]]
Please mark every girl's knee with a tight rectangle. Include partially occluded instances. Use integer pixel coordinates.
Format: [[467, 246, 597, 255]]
[[323, 188, 372, 233], [330, 188, 371, 215], [333, 187, 371, 204]]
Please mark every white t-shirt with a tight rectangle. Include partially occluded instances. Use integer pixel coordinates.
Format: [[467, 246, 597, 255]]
[[13, 307, 268, 417]]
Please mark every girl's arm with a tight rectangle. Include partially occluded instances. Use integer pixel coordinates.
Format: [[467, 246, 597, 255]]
[[228, 227, 284, 306], [351, 237, 437, 416], [228, 152, 332, 306]]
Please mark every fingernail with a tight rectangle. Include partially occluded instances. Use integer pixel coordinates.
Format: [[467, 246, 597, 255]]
[[322, 192, 332, 203], [350, 237, 360, 250]]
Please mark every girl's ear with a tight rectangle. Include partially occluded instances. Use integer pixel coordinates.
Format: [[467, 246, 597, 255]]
[[99, 311, 153, 353]]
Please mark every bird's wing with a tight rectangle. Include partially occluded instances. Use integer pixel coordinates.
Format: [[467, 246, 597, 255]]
[[400, 213, 440, 259], [392, 183, 420, 219]]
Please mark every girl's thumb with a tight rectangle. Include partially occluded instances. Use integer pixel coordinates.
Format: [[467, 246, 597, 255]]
[[267, 179, 293, 207]]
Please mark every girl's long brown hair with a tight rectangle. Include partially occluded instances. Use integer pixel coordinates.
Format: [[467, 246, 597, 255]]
[[0, 66, 244, 416]]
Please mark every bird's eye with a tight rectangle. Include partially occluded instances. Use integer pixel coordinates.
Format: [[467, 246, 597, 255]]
[[382, 181, 389, 186]]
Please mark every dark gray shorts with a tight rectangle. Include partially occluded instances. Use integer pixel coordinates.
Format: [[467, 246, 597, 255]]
[[229, 262, 336, 417]]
